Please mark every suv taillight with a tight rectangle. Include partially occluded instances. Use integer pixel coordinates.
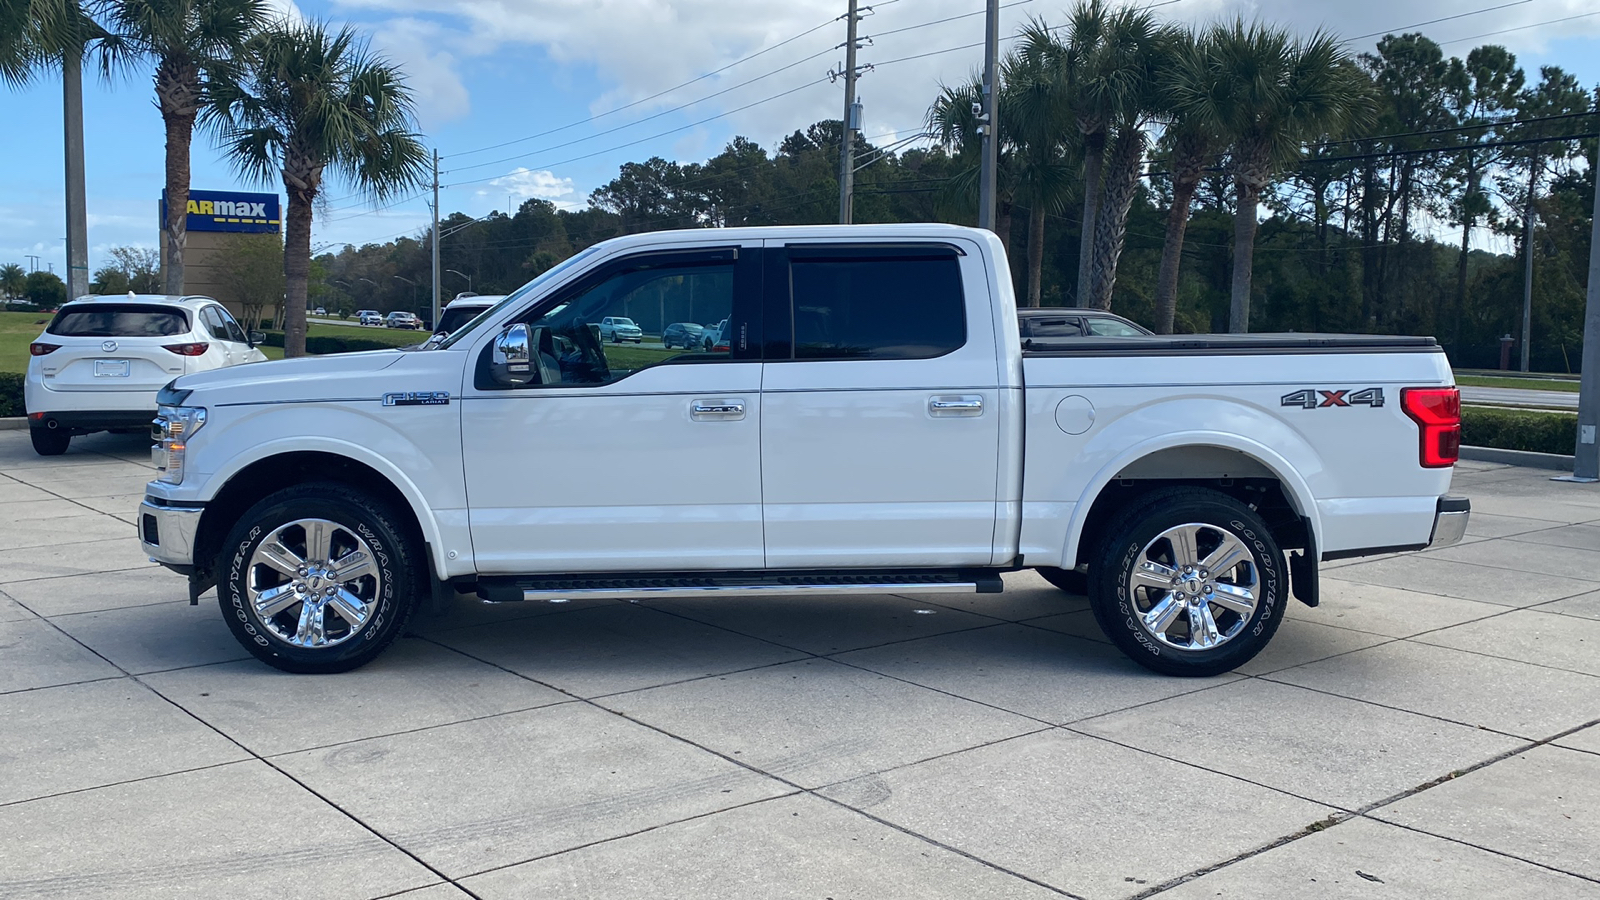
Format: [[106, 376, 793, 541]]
[[30, 342, 61, 356], [163, 342, 210, 356], [1402, 387, 1461, 468]]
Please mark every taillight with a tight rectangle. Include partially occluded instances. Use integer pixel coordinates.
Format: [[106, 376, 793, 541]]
[[163, 342, 210, 356], [1402, 387, 1461, 468], [30, 342, 60, 356]]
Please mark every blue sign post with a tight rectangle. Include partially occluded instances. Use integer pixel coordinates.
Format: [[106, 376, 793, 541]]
[[160, 189, 281, 234]]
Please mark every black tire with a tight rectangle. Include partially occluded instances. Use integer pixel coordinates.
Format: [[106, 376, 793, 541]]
[[218, 482, 425, 673], [1035, 566, 1088, 595], [31, 428, 70, 456], [1088, 487, 1285, 677]]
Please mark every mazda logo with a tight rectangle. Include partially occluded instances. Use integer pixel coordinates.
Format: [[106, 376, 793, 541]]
[[102, 340, 117, 352]]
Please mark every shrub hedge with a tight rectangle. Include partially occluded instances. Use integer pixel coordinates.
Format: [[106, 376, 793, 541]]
[[259, 331, 405, 354], [1460, 406, 1577, 456], [0, 372, 23, 417]]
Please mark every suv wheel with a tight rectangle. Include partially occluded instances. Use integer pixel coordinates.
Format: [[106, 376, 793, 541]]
[[31, 428, 71, 456], [1088, 487, 1285, 677], [218, 483, 424, 673]]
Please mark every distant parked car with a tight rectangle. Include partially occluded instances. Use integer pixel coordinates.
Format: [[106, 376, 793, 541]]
[[433, 295, 506, 341], [385, 311, 420, 329], [661, 322, 705, 349], [313, 306, 327, 316], [1016, 308, 1152, 340], [702, 318, 729, 350], [598, 316, 642, 343], [24, 294, 267, 456], [359, 311, 383, 326]]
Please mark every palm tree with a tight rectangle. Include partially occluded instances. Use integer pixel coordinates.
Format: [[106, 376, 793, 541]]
[[1, 0, 110, 300], [1151, 30, 1215, 334], [1005, 23, 1077, 307], [205, 18, 428, 357], [0, 262, 26, 306], [96, 0, 269, 294], [1173, 19, 1366, 332], [1084, 21, 1172, 311], [1053, 0, 1159, 307]]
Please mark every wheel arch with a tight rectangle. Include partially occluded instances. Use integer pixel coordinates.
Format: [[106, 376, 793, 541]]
[[194, 446, 442, 582], [1063, 435, 1321, 569]]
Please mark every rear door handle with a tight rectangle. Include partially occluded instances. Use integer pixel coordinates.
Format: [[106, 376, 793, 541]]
[[691, 399, 746, 421], [929, 394, 984, 417]]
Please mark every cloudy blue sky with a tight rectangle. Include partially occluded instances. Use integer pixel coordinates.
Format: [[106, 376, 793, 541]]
[[3, 0, 1599, 277]]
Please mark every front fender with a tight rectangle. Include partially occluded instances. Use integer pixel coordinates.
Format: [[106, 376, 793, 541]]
[[1058, 398, 1324, 567], [188, 402, 468, 577]]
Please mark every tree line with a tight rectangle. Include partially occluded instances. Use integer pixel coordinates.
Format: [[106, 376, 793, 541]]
[[6, 1, 1596, 370]]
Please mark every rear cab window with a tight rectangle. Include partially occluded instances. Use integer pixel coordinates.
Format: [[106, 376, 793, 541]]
[[48, 304, 189, 337], [768, 246, 966, 360]]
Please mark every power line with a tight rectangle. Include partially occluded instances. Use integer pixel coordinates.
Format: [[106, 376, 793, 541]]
[[1343, 0, 1532, 43], [448, 46, 839, 175], [447, 77, 833, 189], [445, 14, 841, 160], [1440, 10, 1600, 46], [1317, 110, 1600, 148]]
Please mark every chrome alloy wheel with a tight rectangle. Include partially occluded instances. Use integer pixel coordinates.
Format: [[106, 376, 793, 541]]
[[247, 518, 381, 648], [1126, 522, 1260, 651]]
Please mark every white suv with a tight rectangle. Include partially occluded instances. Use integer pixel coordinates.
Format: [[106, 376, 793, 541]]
[[25, 294, 268, 456], [597, 316, 643, 343]]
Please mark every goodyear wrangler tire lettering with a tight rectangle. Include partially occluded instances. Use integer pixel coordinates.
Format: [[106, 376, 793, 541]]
[[1087, 487, 1287, 678], [216, 483, 424, 674]]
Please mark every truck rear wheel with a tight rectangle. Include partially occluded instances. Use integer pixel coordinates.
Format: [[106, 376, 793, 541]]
[[1089, 487, 1285, 677], [218, 483, 424, 673]]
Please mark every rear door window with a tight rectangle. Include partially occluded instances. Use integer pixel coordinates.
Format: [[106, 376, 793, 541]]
[[48, 304, 189, 337], [777, 249, 965, 360], [1086, 317, 1145, 337], [1021, 316, 1084, 337]]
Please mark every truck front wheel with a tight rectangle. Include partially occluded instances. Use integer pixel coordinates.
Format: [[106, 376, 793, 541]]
[[218, 483, 425, 674], [1089, 487, 1285, 677]]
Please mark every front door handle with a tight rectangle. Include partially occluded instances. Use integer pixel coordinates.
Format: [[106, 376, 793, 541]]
[[691, 399, 746, 421], [929, 395, 984, 417]]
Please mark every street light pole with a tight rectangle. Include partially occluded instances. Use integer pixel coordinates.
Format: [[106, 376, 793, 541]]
[[977, 0, 1000, 232], [445, 268, 472, 293], [394, 275, 419, 317], [1560, 136, 1600, 482]]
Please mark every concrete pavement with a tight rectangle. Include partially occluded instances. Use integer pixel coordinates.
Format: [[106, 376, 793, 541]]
[[1, 432, 1597, 898]]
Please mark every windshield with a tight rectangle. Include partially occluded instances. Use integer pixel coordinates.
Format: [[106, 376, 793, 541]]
[[48, 304, 189, 337], [435, 245, 606, 349]]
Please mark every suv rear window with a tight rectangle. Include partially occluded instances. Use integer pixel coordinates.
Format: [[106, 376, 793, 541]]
[[47, 304, 189, 337], [436, 305, 487, 334]]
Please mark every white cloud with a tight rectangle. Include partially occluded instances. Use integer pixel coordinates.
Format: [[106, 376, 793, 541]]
[[368, 18, 473, 128], [481, 167, 579, 208]]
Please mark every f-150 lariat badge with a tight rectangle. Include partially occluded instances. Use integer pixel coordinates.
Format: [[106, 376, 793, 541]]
[[1280, 388, 1384, 409], [383, 391, 451, 407]]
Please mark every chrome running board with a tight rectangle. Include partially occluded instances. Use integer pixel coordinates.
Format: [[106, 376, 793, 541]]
[[476, 568, 1004, 603]]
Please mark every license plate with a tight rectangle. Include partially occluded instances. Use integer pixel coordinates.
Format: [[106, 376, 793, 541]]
[[94, 359, 130, 377]]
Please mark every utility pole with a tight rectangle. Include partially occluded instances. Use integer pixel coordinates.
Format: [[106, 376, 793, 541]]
[[837, 0, 862, 225], [431, 150, 442, 330], [26, 255, 40, 272], [978, 0, 1000, 231], [63, 51, 89, 301], [1561, 136, 1600, 482], [1521, 159, 1540, 373]]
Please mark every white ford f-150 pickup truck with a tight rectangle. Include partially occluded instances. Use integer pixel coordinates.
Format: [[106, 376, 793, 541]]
[[138, 224, 1468, 676]]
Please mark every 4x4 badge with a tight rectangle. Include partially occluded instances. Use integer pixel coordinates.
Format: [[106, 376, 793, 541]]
[[1281, 387, 1384, 409], [383, 391, 450, 407]]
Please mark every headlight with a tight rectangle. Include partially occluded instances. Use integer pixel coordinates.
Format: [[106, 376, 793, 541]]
[[152, 405, 207, 484]]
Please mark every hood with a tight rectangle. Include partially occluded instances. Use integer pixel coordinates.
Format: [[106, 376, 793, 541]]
[[173, 349, 404, 404]]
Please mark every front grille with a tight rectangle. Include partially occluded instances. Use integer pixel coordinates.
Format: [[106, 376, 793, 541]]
[[141, 514, 159, 546]]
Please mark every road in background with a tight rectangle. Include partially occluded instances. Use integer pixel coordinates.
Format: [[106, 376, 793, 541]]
[[1461, 386, 1580, 410]]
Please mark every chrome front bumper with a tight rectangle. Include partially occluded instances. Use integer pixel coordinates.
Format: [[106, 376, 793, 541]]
[[1427, 496, 1471, 549], [138, 498, 202, 568]]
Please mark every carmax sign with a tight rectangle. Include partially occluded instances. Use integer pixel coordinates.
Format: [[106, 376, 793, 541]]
[[160, 189, 281, 234]]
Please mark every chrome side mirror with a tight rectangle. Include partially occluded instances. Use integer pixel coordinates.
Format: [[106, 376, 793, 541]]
[[492, 323, 533, 386], [247, 330, 266, 347]]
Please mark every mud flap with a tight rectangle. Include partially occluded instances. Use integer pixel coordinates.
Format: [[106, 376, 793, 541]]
[[1290, 517, 1318, 608], [188, 569, 215, 606]]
